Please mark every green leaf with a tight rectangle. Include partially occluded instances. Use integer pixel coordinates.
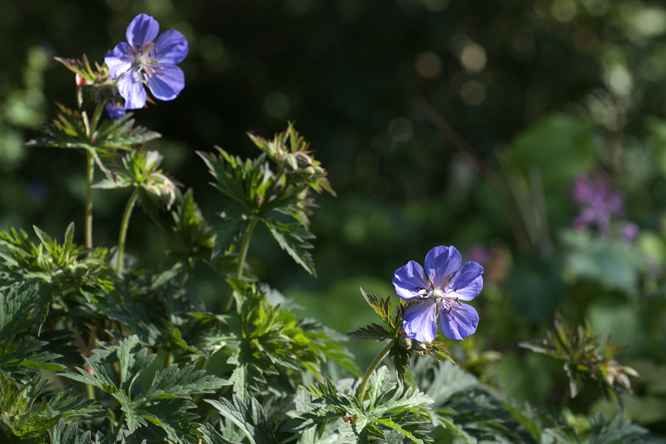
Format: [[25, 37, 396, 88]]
[[421, 360, 478, 406], [26, 104, 161, 154], [587, 413, 647, 444], [519, 312, 640, 405], [211, 210, 250, 264], [60, 335, 223, 444], [0, 225, 114, 304], [509, 113, 594, 189], [291, 367, 433, 444], [206, 396, 281, 444], [0, 282, 65, 375], [116, 335, 157, 393], [0, 281, 46, 341], [54, 55, 100, 83], [347, 323, 393, 342], [48, 418, 108, 444], [358, 289, 394, 330], [198, 148, 269, 211], [136, 398, 200, 444], [171, 189, 215, 261], [263, 217, 316, 276], [61, 360, 118, 395], [0, 373, 103, 442], [132, 364, 230, 404], [199, 423, 239, 444]]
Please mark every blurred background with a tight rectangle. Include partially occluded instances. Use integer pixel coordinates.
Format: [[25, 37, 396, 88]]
[[2, 0, 666, 437]]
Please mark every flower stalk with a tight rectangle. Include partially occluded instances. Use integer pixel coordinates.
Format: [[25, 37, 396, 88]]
[[224, 216, 260, 312], [116, 189, 140, 275], [356, 339, 395, 403]]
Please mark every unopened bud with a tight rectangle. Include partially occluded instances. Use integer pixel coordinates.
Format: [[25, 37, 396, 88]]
[[292, 152, 313, 168], [399, 335, 412, 350], [75, 73, 90, 86], [284, 155, 299, 172]]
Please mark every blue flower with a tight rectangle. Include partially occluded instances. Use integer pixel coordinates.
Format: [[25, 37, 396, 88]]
[[393, 246, 483, 342], [104, 14, 188, 110], [105, 103, 126, 119]]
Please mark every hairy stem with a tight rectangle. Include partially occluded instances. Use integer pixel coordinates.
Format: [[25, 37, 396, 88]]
[[84, 152, 95, 249], [356, 339, 395, 403], [224, 216, 260, 312], [116, 189, 140, 275]]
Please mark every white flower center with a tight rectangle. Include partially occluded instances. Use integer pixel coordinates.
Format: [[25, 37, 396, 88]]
[[430, 288, 444, 300]]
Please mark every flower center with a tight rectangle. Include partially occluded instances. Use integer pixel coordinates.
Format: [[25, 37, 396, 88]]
[[430, 288, 444, 300]]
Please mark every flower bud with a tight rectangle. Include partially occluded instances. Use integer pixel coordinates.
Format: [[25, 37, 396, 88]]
[[75, 73, 91, 86], [399, 334, 412, 350]]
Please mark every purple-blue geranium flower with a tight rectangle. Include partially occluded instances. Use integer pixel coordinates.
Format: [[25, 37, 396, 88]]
[[393, 246, 483, 342], [105, 103, 126, 119], [104, 14, 188, 110]]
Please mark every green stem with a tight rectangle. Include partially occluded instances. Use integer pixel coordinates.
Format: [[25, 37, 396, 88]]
[[114, 411, 126, 438], [84, 152, 95, 249], [116, 189, 140, 275], [356, 339, 395, 403], [197, 355, 209, 372], [558, 384, 570, 418], [165, 350, 174, 369], [224, 216, 260, 312], [85, 380, 95, 401]]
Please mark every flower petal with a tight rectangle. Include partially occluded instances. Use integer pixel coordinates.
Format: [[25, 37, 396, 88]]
[[403, 300, 437, 343], [438, 301, 478, 340], [145, 64, 185, 101], [105, 103, 126, 119], [425, 246, 461, 289], [446, 261, 484, 301], [126, 14, 159, 49], [393, 260, 430, 300], [118, 68, 147, 109], [105, 42, 133, 79], [150, 29, 188, 64]]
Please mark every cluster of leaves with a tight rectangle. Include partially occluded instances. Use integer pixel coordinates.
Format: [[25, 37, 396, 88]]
[[200, 124, 335, 274], [0, 223, 113, 302], [26, 105, 160, 174], [201, 278, 358, 401], [94, 149, 179, 223], [347, 288, 451, 380], [61, 335, 229, 444], [519, 312, 640, 408], [409, 358, 647, 444], [286, 366, 433, 444], [0, 92, 367, 442]]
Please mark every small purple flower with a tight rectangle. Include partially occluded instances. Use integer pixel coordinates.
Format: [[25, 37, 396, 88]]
[[393, 246, 483, 342], [620, 223, 640, 243], [571, 175, 626, 239], [104, 14, 188, 110], [105, 103, 126, 119]]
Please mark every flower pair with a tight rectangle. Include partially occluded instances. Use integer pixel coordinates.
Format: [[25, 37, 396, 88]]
[[393, 246, 483, 343], [105, 14, 188, 111]]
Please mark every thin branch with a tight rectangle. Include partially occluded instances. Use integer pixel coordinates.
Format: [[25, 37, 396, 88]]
[[413, 97, 529, 251]]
